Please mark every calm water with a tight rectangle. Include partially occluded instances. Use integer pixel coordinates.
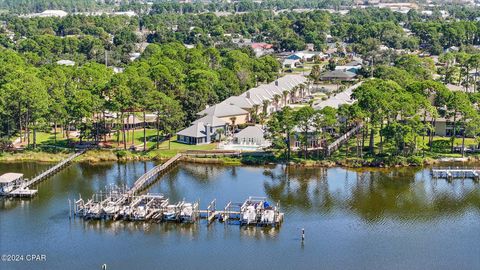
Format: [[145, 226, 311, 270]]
[[0, 161, 479, 270]]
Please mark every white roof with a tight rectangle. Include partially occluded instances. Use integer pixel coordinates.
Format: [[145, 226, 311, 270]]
[[177, 122, 206, 138], [192, 114, 228, 127], [197, 103, 248, 118], [234, 126, 264, 139], [314, 82, 363, 110], [0, 173, 23, 184], [56, 60, 75, 66]]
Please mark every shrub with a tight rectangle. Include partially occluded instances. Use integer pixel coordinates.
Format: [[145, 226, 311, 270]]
[[116, 150, 128, 158], [407, 156, 424, 166]]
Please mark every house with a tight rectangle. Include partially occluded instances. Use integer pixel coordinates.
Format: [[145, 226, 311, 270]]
[[179, 74, 309, 145], [177, 114, 228, 145], [197, 103, 249, 125], [320, 70, 357, 81], [176, 122, 212, 145], [0, 173, 23, 195], [291, 124, 325, 149], [251, 43, 274, 57], [335, 60, 363, 74], [314, 82, 362, 110], [192, 114, 228, 137], [233, 126, 266, 146], [282, 51, 320, 68]]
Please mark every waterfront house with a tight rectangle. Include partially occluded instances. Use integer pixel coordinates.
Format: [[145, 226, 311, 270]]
[[197, 103, 249, 125], [233, 126, 266, 146], [176, 122, 212, 145]]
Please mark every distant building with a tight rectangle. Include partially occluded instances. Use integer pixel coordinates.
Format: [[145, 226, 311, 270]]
[[320, 70, 357, 81], [22, 10, 68, 18], [251, 42, 274, 57], [335, 60, 363, 74], [56, 60, 75, 66]]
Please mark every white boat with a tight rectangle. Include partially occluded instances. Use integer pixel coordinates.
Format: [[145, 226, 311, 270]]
[[261, 209, 275, 223], [242, 205, 257, 224], [163, 205, 177, 221]]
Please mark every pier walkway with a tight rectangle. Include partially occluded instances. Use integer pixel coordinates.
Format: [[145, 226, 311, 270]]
[[431, 168, 480, 181], [8, 151, 84, 197], [326, 123, 363, 156], [128, 153, 183, 195]]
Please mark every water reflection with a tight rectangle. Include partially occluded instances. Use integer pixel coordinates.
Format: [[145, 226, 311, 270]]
[[261, 165, 480, 222]]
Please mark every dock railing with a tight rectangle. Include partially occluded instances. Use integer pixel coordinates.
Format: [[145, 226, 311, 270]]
[[128, 153, 183, 195], [21, 150, 85, 189], [326, 123, 363, 156]]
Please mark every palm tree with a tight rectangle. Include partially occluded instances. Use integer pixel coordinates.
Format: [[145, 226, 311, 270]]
[[273, 95, 281, 111], [215, 128, 225, 142], [262, 100, 270, 115], [282, 90, 289, 106], [230, 116, 237, 133]]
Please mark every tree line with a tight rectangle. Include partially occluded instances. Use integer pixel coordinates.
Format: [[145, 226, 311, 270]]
[[1, 6, 479, 67]]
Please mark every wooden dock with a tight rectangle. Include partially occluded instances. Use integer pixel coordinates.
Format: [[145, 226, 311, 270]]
[[6, 150, 85, 197], [326, 123, 363, 156], [127, 153, 183, 196], [431, 168, 480, 181]]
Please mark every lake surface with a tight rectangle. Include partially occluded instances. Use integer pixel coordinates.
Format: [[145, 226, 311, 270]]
[[1, 161, 479, 270]]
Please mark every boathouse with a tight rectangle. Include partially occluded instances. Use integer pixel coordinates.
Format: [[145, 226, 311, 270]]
[[0, 173, 24, 195]]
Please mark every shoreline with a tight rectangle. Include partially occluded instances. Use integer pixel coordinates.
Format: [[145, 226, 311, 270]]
[[1, 149, 479, 168]]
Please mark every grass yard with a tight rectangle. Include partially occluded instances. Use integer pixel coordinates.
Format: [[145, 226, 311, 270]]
[[146, 136, 218, 159]]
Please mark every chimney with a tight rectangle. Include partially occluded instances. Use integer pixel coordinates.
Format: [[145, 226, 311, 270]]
[[246, 91, 250, 99], [205, 124, 211, 143], [275, 80, 279, 86]]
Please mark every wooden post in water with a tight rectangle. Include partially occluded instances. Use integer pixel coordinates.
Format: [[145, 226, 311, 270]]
[[68, 199, 72, 219], [301, 228, 305, 242]]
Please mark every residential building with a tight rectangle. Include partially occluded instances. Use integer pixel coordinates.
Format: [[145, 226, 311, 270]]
[[233, 126, 266, 145], [320, 70, 357, 81], [176, 122, 212, 145], [196, 103, 249, 125]]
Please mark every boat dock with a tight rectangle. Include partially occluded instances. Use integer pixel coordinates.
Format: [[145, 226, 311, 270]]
[[74, 187, 283, 227], [1, 150, 84, 198], [326, 123, 363, 156], [431, 168, 480, 181], [128, 153, 183, 196]]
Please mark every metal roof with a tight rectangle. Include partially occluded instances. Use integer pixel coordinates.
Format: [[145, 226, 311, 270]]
[[0, 173, 23, 184], [176, 122, 206, 138], [197, 103, 248, 118], [192, 114, 228, 127], [234, 126, 265, 139]]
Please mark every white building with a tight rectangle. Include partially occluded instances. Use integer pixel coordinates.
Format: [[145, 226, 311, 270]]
[[22, 10, 68, 18]]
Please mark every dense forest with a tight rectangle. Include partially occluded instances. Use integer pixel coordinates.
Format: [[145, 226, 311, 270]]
[[1, 6, 479, 66]]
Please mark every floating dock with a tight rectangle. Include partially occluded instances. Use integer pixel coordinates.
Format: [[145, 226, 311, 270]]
[[431, 168, 480, 181], [74, 187, 283, 227]]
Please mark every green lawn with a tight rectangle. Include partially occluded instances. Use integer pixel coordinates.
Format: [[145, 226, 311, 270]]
[[146, 136, 218, 159]]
